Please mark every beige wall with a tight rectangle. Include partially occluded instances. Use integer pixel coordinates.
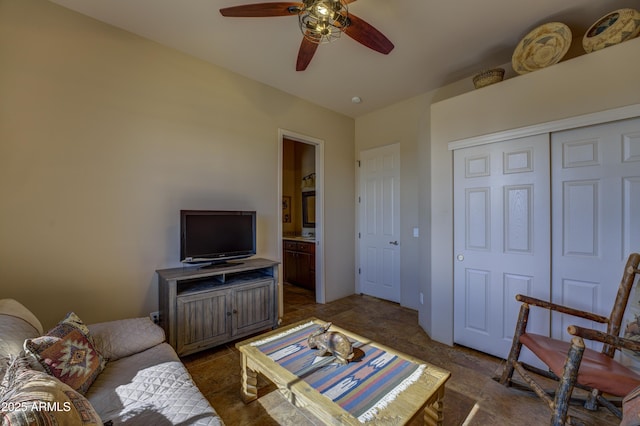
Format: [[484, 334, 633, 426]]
[[0, 0, 355, 329]]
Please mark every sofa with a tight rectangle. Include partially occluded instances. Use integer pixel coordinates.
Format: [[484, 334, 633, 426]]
[[0, 299, 224, 425]]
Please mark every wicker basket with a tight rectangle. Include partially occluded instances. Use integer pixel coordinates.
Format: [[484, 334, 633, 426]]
[[472, 68, 505, 89], [583, 8, 640, 53]]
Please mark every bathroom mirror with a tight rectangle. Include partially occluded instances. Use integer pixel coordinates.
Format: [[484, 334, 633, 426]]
[[302, 191, 316, 228]]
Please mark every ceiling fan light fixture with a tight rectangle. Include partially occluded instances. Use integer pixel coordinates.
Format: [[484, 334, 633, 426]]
[[298, 0, 348, 44], [219, 1, 393, 71]]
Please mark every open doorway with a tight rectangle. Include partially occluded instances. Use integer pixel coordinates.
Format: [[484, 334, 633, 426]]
[[278, 129, 324, 312]]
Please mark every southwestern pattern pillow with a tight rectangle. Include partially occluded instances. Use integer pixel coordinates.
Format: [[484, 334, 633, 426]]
[[0, 356, 102, 425], [25, 312, 106, 395]]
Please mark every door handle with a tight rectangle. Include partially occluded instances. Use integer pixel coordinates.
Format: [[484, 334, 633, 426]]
[[456, 254, 464, 261], [389, 241, 399, 246]]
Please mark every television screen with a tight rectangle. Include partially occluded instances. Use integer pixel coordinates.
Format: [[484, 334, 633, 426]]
[[180, 210, 256, 264]]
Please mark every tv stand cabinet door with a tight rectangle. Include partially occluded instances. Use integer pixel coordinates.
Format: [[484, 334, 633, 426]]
[[231, 279, 276, 337], [176, 289, 231, 356]]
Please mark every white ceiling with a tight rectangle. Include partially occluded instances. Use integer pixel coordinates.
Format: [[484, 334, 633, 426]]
[[49, 0, 636, 117]]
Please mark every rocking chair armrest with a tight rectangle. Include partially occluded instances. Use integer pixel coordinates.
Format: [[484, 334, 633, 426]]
[[568, 325, 640, 353], [515, 294, 609, 324]]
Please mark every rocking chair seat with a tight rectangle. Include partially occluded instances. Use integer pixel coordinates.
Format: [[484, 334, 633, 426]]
[[520, 332, 640, 396]]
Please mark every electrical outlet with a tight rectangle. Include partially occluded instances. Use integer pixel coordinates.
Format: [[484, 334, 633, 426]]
[[150, 311, 160, 324], [420, 292, 424, 305]]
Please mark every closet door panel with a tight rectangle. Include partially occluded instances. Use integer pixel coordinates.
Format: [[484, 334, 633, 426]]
[[551, 117, 640, 349], [454, 134, 550, 360], [624, 177, 640, 255]]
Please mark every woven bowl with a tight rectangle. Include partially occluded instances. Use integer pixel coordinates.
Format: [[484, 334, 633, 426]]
[[472, 68, 505, 89], [583, 8, 640, 53]]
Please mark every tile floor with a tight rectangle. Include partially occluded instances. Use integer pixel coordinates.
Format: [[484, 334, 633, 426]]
[[182, 284, 620, 425]]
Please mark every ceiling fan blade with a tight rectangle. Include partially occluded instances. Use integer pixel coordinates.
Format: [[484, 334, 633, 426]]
[[296, 36, 319, 71], [343, 13, 394, 54], [220, 2, 302, 17]]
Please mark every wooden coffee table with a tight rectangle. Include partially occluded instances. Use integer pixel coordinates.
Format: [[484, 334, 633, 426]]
[[236, 318, 451, 425]]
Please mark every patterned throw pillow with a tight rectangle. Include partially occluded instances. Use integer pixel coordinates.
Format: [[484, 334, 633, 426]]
[[24, 312, 106, 395], [0, 356, 102, 425]]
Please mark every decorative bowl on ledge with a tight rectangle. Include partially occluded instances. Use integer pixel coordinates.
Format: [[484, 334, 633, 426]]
[[583, 8, 640, 53], [511, 22, 572, 74], [472, 68, 505, 89]]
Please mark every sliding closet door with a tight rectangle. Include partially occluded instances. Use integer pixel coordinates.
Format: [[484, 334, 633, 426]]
[[453, 134, 550, 359], [551, 117, 640, 347]]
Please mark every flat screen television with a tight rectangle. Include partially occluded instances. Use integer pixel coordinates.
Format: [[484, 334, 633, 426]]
[[180, 210, 256, 266]]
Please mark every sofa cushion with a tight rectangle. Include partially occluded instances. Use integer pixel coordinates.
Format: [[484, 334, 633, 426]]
[[25, 312, 106, 395], [88, 317, 165, 361], [0, 299, 43, 335], [0, 299, 43, 359], [0, 356, 102, 425], [86, 342, 223, 425]]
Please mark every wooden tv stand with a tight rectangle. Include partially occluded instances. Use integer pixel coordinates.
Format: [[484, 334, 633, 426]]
[[157, 258, 280, 356]]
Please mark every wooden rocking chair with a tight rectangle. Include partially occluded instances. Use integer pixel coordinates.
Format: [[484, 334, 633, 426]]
[[499, 253, 640, 425]]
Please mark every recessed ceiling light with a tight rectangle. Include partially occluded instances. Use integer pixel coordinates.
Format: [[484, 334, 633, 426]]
[[351, 96, 362, 104]]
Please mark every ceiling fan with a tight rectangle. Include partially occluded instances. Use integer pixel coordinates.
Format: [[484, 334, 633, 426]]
[[220, 0, 394, 71]]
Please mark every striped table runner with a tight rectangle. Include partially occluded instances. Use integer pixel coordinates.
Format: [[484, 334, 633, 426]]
[[252, 322, 425, 423]]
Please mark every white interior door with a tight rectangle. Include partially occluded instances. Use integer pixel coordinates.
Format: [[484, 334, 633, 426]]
[[453, 135, 551, 359], [358, 143, 401, 303], [551, 117, 640, 348]]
